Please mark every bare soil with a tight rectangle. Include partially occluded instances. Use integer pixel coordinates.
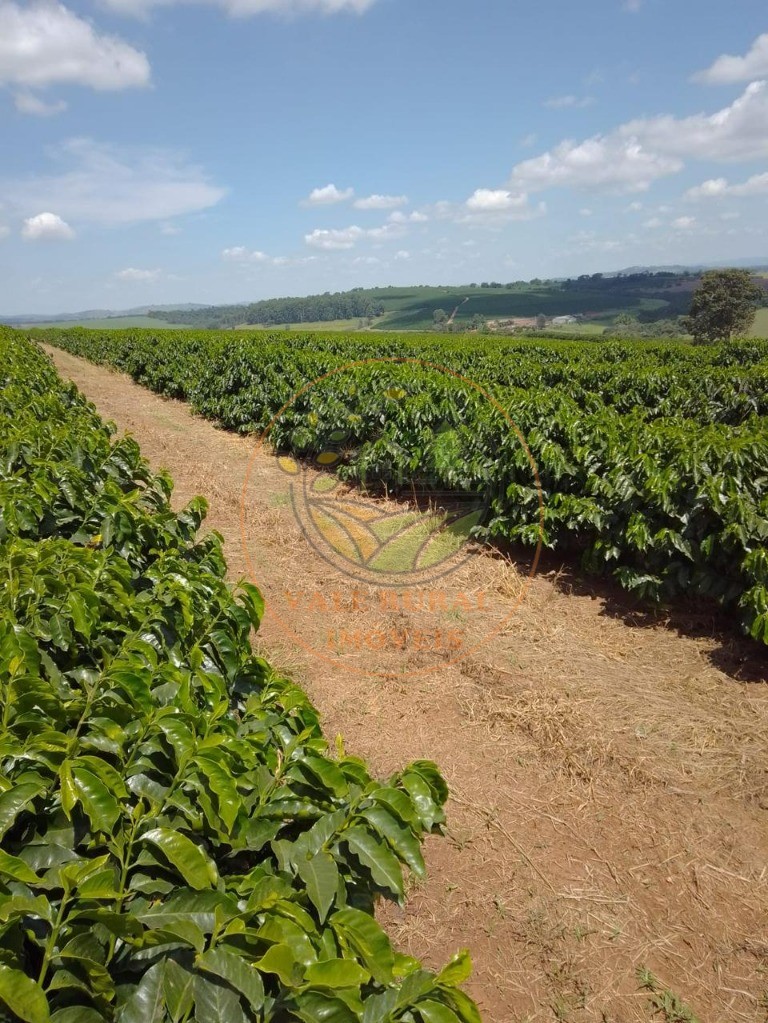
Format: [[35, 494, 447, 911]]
[[46, 344, 768, 1023]]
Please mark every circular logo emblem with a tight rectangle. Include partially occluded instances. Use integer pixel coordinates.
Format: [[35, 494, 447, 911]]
[[239, 357, 544, 677], [276, 420, 487, 588]]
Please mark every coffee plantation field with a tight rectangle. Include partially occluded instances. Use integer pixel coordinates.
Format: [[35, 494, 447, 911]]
[[0, 329, 478, 1023], [26, 325, 768, 644]]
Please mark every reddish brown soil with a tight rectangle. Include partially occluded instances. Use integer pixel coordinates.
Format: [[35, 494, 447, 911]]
[[46, 344, 768, 1023]]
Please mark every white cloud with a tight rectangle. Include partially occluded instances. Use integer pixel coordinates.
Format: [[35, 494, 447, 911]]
[[222, 246, 268, 262], [0, 224, 10, 239], [115, 267, 162, 281], [625, 201, 643, 211], [685, 177, 728, 200], [686, 172, 768, 200], [101, 0, 377, 16], [622, 81, 768, 163], [508, 82, 768, 196], [160, 221, 181, 234], [0, 1, 150, 90], [367, 221, 406, 241], [511, 137, 681, 194], [303, 183, 354, 206], [304, 217, 410, 249], [353, 193, 408, 210], [394, 249, 410, 260], [672, 216, 696, 230], [466, 188, 531, 213], [623, 0, 642, 11], [305, 226, 364, 249], [13, 91, 67, 116], [643, 217, 663, 228], [460, 189, 545, 224], [222, 247, 320, 268], [579, 208, 593, 217], [693, 33, 768, 85], [22, 211, 75, 240], [2, 138, 226, 225], [543, 95, 594, 110], [388, 209, 427, 223], [424, 195, 545, 225]]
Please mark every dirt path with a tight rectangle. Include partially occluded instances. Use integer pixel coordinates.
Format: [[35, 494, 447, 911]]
[[47, 345, 768, 1023]]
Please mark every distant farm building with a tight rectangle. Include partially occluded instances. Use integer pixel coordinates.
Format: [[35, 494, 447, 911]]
[[551, 315, 579, 326]]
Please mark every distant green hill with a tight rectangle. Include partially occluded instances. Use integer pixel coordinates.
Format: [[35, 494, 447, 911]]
[[14, 271, 767, 336], [147, 273, 714, 332]]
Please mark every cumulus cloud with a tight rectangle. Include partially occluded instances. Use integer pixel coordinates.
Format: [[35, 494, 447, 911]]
[[2, 138, 226, 225], [100, 0, 377, 16], [222, 247, 318, 268], [0, 1, 150, 90], [303, 183, 354, 205], [622, 81, 768, 162], [14, 91, 67, 116], [115, 267, 162, 281], [543, 95, 594, 109], [510, 138, 682, 194], [388, 209, 427, 223], [672, 216, 696, 230], [423, 195, 544, 225], [222, 246, 268, 261], [305, 226, 363, 250], [353, 193, 408, 210], [693, 33, 768, 85], [303, 219, 409, 249], [367, 221, 407, 241], [686, 172, 768, 200], [22, 211, 75, 240], [508, 82, 768, 195], [466, 188, 532, 213]]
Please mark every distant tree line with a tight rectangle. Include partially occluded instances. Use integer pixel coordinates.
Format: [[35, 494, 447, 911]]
[[149, 292, 386, 329], [560, 271, 680, 291], [147, 270, 767, 333]]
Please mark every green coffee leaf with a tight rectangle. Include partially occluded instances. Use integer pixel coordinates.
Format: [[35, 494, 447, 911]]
[[304, 958, 369, 988], [141, 828, 218, 890], [296, 850, 339, 924], [0, 966, 50, 1023], [197, 948, 264, 1008], [342, 826, 404, 897]]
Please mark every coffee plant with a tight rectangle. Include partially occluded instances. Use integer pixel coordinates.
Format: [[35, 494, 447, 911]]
[[0, 329, 478, 1023], [27, 325, 768, 642]]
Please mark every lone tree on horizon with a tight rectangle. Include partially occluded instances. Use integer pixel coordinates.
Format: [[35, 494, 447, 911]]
[[683, 269, 764, 343]]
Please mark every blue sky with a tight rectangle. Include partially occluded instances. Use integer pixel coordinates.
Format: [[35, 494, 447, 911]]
[[1, 0, 768, 314]]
